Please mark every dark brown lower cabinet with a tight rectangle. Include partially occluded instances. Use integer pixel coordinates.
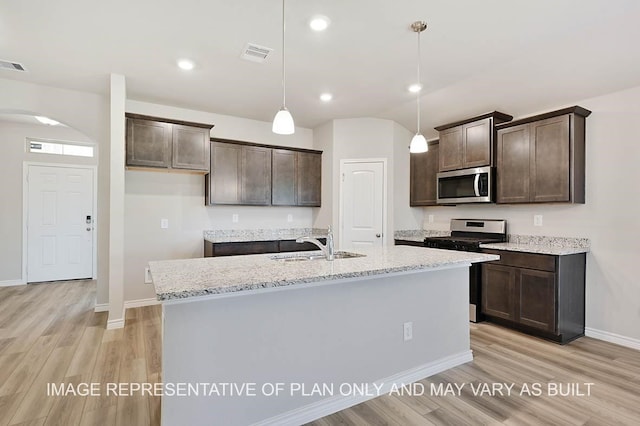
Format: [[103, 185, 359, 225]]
[[204, 238, 326, 257], [481, 249, 585, 344]]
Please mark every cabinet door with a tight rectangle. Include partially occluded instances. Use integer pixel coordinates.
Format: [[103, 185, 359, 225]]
[[531, 115, 570, 202], [410, 143, 439, 206], [518, 269, 557, 332], [482, 264, 517, 321], [208, 142, 242, 204], [241, 146, 272, 205], [297, 152, 321, 206], [126, 118, 171, 168], [496, 123, 531, 203], [438, 126, 464, 172], [462, 118, 491, 168], [171, 124, 210, 171], [272, 149, 297, 206]]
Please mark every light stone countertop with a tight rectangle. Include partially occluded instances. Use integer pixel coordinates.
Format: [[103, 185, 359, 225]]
[[481, 234, 590, 255], [393, 229, 450, 243], [480, 242, 589, 256], [204, 228, 327, 243], [149, 246, 499, 301]]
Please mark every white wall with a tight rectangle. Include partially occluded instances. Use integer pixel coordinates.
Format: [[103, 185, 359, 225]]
[[0, 78, 110, 305], [123, 100, 315, 302], [312, 118, 422, 246], [0, 121, 95, 282], [421, 85, 640, 343], [393, 122, 425, 230]]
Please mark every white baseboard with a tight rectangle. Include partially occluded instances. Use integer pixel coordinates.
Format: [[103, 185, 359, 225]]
[[0, 279, 25, 287], [585, 327, 640, 351], [254, 350, 473, 426], [106, 318, 125, 330], [124, 298, 160, 309], [94, 303, 109, 313]]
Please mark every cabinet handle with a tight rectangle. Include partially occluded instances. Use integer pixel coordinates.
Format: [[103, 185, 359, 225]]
[[376, 233, 381, 238]]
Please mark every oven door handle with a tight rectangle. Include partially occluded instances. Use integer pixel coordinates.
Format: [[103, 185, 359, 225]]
[[473, 173, 480, 197]]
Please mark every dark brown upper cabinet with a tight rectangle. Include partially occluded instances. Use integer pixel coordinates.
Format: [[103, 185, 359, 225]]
[[206, 139, 321, 207], [495, 106, 591, 204], [435, 111, 513, 172], [296, 152, 321, 206], [206, 142, 271, 205], [410, 140, 439, 206], [125, 113, 213, 172]]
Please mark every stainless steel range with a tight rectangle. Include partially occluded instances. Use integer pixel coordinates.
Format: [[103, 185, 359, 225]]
[[424, 219, 507, 322]]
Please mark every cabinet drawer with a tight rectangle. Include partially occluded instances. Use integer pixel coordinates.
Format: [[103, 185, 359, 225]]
[[482, 249, 556, 272]]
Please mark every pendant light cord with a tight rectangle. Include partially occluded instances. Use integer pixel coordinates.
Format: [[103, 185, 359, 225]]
[[282, 0, 287, 108], [416, 27, 421, 133]]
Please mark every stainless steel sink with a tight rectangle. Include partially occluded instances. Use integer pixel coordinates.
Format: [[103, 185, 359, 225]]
[[270, 251, 365, 262]]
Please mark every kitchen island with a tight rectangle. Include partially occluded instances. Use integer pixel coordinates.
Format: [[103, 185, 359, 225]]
[[149, 246, 498, 426]]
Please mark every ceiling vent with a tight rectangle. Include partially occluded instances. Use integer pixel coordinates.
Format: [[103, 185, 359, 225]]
[[240, 43, 273, 63], [0, 60, 27, 72]]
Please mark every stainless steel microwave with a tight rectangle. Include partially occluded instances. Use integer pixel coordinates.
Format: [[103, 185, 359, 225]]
[[437, 166, 493, 204]]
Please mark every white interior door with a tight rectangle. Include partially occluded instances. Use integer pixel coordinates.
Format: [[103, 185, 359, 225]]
[[341, 160, 385, 250], [27, 165, 94, 283]]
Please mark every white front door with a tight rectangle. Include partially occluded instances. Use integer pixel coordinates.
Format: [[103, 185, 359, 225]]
[[27, 165, 94, 283], [341, 160, 385, 250]]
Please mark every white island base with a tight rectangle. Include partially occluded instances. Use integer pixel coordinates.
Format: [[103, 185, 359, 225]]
[[161, 266, 472, 426]]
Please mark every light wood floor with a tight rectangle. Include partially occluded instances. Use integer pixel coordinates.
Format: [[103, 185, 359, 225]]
[[1, 281, 639, 425]]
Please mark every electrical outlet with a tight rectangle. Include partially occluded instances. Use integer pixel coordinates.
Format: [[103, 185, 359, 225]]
[[232, 214, 239, 223], [144, 267, 152, 284], [160, 218, 169, 229], [428, 214, 434, 224], [534, 215, 543, 227], [287, 214, 293, 223], [403, 322, 413, 341]]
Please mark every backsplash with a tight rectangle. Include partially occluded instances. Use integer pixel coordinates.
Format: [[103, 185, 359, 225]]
[[204, 228, 327, 243]]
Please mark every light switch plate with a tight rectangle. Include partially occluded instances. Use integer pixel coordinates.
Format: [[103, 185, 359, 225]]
[[232, 214, 239, 223], [287, 214, 293, 223], [428, 214, 434, 224], [161, 218, 169, 229], [403, 322, 413, 341], [144, 267, 152, 284]]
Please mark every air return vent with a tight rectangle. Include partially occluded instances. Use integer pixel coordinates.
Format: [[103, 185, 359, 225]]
[[240, 43, 273, 63], [0, 60, 26, 72]]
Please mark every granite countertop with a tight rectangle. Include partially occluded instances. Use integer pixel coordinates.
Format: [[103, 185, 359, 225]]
[[393, 229, 450, 243], [204, 228, 327, 243], [149, 246, 499, 301], [480, 235, 590, 256]]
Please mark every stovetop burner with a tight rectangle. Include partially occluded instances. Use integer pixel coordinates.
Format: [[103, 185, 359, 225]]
[[424, 219, 507, 252]]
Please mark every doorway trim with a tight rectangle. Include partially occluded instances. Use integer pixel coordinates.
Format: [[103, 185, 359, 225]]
[[22, 161, 98, 284], [338, 158, 388, 249]]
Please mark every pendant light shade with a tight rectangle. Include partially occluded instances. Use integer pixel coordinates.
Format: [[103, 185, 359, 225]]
[[410, 133, 428, 153], [273, 0, 295, 135], [272, 107, 295, 134], [409, 21, 428, 153]]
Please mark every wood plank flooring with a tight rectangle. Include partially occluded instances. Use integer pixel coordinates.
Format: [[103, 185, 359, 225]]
[[1, 280, 639, 425], [0, 280, 161, 426]]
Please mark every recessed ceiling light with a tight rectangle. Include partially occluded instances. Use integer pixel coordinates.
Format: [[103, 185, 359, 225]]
[[35, 116, 60, 126], [320, 93, 333, 102], [309, 16, 330, 31], [177, 59, 195, 71], [408, 84, 422, 93]]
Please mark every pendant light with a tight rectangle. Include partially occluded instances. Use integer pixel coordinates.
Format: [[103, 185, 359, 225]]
[[272, 0, 295, 135], [409, 21, 428, 153]]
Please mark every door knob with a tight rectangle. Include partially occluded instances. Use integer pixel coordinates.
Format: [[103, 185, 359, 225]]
[[376, 233, 381, 238], [86, 227, 92, 231]]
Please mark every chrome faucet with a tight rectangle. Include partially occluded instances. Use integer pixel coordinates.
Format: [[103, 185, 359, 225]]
[[296, 226, 335, 261]]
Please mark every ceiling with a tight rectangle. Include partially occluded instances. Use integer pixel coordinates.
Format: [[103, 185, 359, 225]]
[[2, 0, 640, 138]]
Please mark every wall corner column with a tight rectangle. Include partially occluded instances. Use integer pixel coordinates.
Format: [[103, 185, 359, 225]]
[[107, 74, 126, 329]]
